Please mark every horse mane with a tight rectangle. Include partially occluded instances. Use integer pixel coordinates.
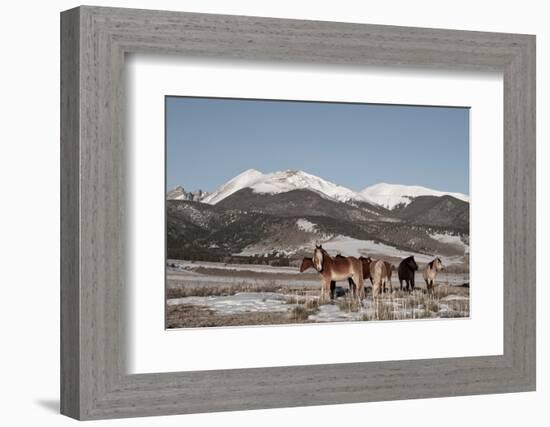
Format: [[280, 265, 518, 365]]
[[429, 260, 434, 268], [313, 246, 332, 273]]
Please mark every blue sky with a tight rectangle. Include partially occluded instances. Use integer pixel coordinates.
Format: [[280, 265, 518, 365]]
[[166, 96, 469, 194]]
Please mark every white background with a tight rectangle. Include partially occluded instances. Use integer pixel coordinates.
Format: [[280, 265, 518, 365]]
[[0, 0, 546, 426], [128, 57, 503, 373]]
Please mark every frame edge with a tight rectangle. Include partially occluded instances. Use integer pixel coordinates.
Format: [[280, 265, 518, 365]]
[[60, 6, 82, 420]]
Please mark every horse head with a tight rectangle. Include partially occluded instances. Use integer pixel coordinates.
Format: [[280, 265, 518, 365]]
[[407, 256, 418, 271], [313, 245, 324, 272], [299, 257, 314, 273], [433, 257, 444, 271]]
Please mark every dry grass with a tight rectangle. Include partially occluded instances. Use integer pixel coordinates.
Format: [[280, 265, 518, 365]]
[[439, 298, 470, 318], [358, 285, 468, 321], [288, 298, 321, 321], [167, 304, 314, 328], [305, 298, 320, 311], [166, 271, 469, 327], [337, 297, 362, 313], [285, 295, 307, 305], [167, 280, 283, 299], [289, 306, 310, 321], [432, 284, 469, 299]]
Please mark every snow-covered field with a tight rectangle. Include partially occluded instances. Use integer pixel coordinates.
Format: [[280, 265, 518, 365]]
[[166, 259, 469, 328], [430, 232, 469, 254], [167, 292, 289, 314], [234, 233, 467, 266], [168, 259, 300, 275], [168, 260, 468, 286], [320, 235, 464, 263]]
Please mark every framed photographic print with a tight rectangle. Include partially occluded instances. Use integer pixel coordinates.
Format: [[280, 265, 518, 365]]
[[61, 6, 536, 420], [164, 96, 471, 328]]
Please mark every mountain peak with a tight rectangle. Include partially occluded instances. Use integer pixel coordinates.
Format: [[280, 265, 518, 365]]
[[167, 185, 209, 202], [201, 169, 265, 204], [240, 168, 263, 176], [203, 168, 374, 206]]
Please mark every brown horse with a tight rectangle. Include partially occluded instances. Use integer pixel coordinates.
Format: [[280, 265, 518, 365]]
[[313, 245, 364, 302], [299, 257, 314, 272], [300, 257, 340, 299], [336, 254, 372, 297], [359, 256, 373, 280]]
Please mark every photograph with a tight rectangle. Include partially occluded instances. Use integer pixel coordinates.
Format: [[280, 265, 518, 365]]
[[165, 96, 470, 328]]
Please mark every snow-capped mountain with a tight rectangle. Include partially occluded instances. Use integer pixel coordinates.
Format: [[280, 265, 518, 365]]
[[167, 171, 470, 263], [202, 169, 374, 206], [201, 169, 264, 204], [360, 183, 469, 210]]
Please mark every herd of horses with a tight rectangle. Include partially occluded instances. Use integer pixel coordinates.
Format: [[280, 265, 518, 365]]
[[299, 244, 444, 302]]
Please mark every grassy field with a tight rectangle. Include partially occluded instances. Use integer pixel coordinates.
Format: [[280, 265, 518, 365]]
[[166, 260, 469, 328]]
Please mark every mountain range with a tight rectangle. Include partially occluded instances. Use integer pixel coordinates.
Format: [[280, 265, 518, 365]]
[[166, 169, 469, 266]]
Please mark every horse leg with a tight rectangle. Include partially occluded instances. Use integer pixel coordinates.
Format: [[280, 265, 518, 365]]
[[411, 276, 416, 291], [357, 275, 365, 301], [330, 281, 336, 300], [320, 278, 329, 304], [427, 279, 433, 294], [348, 278, 355, 298], [372, 281, 379, 298]]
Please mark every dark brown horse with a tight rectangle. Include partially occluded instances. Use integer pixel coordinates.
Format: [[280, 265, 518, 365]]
[[398, 256, 418, 291], [313, 245, 364, 302]]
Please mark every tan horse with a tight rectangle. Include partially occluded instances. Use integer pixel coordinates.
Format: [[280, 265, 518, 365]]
[[383, 262, 394, 293], [312, 245, 364, 302], [423, 257, 443, 293], [368, 260, 393, 296]]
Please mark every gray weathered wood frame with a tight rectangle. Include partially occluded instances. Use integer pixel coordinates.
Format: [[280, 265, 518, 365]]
[[60, 5, 536, 420]]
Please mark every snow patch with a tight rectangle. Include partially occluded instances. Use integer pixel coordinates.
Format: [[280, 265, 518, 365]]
[[321, 235, 462, 265], [360, 182, 469, 210], [296, 218, 317, 233], [430, 232, 468, 253], [167, 292, 289, 314]]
